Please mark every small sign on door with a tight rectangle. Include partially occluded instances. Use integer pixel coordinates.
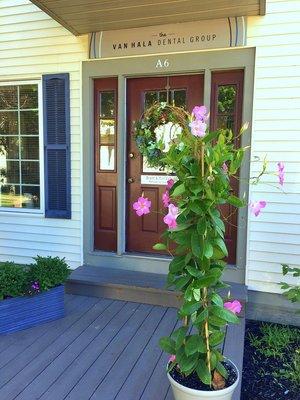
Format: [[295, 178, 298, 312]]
[[141, 175, 176, 186]]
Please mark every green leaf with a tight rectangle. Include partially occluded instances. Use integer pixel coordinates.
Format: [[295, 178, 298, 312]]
[[191, 230, 201, 258], [197, 219, 207, 235], [194, 308, 209, 324], [211, 293, 223, 307], [195, 272, 220, 289], [214, 238, 228, 257], [178, 352, 199, 374], [196, 358, 212, 385], [169, 256, 185, 273], [203, 242, 213, 258], [216, 362, 228, 379], [153, 243, 167, 251], [209, 331, 225, 346], [190, 202, 203, 214], [171, 223, 192, 232], [159, 337, 176, 354], [192, 288, 201, 301], [172, 183, 185, 197], [171, 326, 188, 349], [210, 213, 225, 233], [210, 305, 239, 324], [174, 275, 191, 290], [208, 315, 227, 327], [210, 350, 218, 370], [281, 264, 290, 275], [184, 253, 192, 265], [180, 301, 201, 317], [186, 265, 202, 278], [227, 195, 245, 208], [185, 335, 207, 355], [202, 130, 219, 144]]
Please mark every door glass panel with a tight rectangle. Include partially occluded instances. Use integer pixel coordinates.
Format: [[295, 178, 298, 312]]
[[217, 85, 236, 114], [100, 146, 115, 170], [217, 115, 234, 131], [172, 90, 187, 108], [144, 91, 158, 108], [215, 84, 237, 132], [100, 119, 115, 145], [142, 87, 187, 173], [100, 91, 115, 117], [158, 91, 167, 103]]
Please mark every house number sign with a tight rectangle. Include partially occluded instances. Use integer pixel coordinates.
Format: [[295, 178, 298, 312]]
[[155, 59, 170, 68]]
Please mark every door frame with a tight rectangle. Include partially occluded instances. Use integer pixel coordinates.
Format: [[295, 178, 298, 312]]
[[82, 47, 255, 284]]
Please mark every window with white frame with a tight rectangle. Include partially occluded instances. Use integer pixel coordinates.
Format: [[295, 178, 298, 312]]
[[0, 83, 41, 210]]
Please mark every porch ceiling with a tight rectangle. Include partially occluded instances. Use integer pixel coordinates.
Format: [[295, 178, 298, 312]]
[[30, 0, 266, 36]]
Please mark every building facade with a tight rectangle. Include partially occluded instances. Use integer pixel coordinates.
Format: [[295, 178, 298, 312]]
[[0, 0, 299, 298]]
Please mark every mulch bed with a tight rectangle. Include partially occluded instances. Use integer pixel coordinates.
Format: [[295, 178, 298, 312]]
[[241, 320, 300, 400]]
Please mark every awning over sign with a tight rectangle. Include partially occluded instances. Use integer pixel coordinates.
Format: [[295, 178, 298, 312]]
[[30, 0, 266, 36]]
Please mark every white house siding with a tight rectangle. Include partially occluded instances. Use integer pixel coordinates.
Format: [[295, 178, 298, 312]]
[[246, 0, 300, 293], [0, 0, 87, 268]]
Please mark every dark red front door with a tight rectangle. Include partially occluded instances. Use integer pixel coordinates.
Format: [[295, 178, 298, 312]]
[[126, 75, 204, 253]]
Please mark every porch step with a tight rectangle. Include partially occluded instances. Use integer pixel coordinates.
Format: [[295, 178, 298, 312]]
[[66, 265, 247, 308]]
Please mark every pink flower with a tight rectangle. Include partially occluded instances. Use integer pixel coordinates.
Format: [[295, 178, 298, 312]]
[[222, 163, 228, 173], [192, 105, 208, 122], [249, 200, 266, 217], [277, 162, 285, 186], [169, 354, 176, 363], [163, 203, 179, 229], [166, 179, 175, 190], [162, 191, 170, 208], [224, 300, 242, 315], [189, 119, 207, 138], [133, 196, 151, 216]]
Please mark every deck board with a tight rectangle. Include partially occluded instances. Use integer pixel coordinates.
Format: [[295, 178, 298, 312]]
[[0, 294, 244, 400]]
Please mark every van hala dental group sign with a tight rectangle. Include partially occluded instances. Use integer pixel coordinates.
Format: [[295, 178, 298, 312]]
[[89, 17, 246, 59]]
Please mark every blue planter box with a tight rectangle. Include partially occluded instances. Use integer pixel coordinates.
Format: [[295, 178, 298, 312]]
[[0, 285, 65, 335]]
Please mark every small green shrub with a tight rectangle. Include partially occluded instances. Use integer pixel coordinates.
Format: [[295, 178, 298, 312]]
[[249, 323, 299, 359], [0, 262, 28, 300], [274, 349, 300, 389], [28, 256, 71, 291], [280, 264, 300, 303]]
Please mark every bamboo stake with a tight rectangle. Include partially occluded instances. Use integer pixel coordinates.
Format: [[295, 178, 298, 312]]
[[201, 142, 212, 379]]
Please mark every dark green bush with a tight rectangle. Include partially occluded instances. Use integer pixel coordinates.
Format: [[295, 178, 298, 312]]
[[28, 256, 71, 291], [0, 262, 28, 300]]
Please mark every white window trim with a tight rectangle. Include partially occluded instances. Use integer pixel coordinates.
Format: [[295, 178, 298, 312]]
[[0, 79, 44, 215]]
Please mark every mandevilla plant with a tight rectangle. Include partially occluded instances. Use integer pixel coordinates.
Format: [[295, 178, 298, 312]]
[[133, 103, 284, 390]]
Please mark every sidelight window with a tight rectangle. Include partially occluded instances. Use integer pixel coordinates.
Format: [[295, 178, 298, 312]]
[[99, 91, 116, 171]]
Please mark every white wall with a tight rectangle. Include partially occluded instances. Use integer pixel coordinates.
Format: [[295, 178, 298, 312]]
[[246, 0, 300, 293], [0, 0, 87, 268]]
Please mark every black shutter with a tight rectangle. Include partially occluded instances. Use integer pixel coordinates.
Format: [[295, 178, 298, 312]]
[[43, 73, 71, 219]]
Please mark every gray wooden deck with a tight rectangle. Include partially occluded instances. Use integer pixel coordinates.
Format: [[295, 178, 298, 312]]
[[0, 294, 243, 400]]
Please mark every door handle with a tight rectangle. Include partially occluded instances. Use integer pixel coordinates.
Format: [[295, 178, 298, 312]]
[[129, 152, 135, 159], [128, 177, 135, 184]]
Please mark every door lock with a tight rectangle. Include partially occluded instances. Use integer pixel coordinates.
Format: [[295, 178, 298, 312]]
[[129, 152, 135, 159], [127, 177, 135, 184]]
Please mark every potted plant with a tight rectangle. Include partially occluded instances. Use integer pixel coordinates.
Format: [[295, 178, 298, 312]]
[[0, 256, 70, 334], [133, 103, 283, 399]]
